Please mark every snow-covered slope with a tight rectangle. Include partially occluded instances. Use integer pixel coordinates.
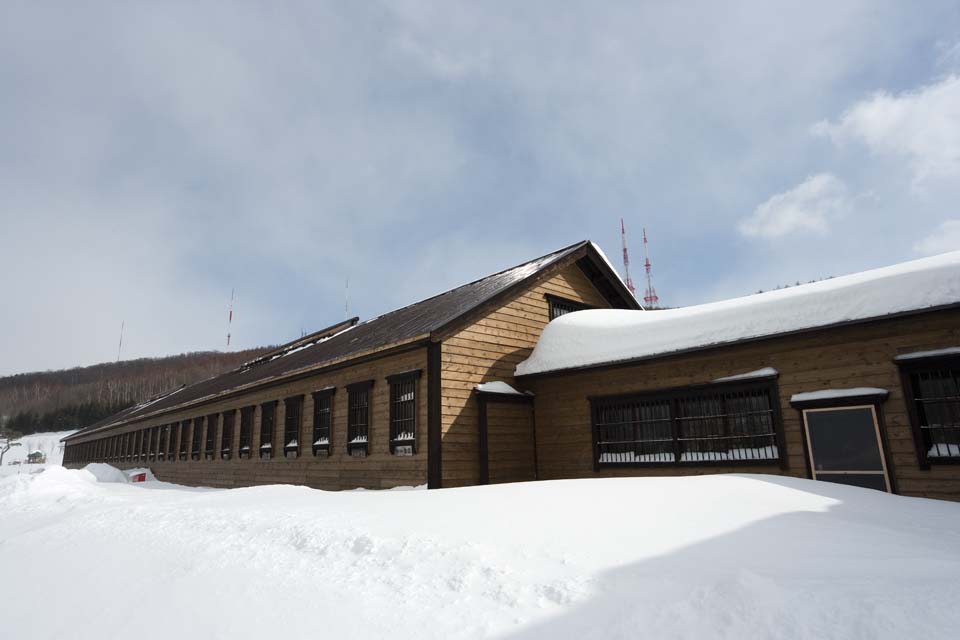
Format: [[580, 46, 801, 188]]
[[0, 430, 76, 477], [517, 250, 960, 375], [2, 468, 959, 639]]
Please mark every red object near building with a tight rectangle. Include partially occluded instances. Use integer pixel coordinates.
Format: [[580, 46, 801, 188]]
[[130, 472, 147, 483]]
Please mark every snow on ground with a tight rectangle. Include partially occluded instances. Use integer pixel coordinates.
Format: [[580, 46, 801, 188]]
[[2, 470, 960, 639], [517, 250, 960, 375], [0, 430, 77, 477]]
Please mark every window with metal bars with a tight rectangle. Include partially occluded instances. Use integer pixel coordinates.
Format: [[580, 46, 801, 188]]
[[387, 371, 420, 455], [591, 378, 784, 467], [284, 396, 303, 458], [239, 406, 254, 459], [205, 414, 218, 460], [146, 427, 155, 461], [546, 294, 592, 321], [260, 401, 276, 459], [190, 418, 202, 460], [168, 423, 178, 461], [312, 389, 334, 457], [347, 381, 373, 457], [899, 356, 960, 466], [221, 410, 235, 459]]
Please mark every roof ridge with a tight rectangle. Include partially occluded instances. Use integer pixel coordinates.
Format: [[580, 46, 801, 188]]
[[353, 240, 589, 327]]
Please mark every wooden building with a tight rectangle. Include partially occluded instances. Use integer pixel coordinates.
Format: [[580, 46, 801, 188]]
[[61, 241, 638, 489], [514, 251, 960, 501], [63, 245, 960, 501]]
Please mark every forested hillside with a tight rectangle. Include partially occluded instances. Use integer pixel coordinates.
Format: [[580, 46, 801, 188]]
[[0, 348, 271, 435]]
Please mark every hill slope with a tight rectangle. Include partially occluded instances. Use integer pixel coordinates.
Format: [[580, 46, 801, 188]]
[[0, 348, 271, 434]]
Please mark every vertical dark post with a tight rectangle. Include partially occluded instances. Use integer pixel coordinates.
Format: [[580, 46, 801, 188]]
[[427, 341, 442, 489]]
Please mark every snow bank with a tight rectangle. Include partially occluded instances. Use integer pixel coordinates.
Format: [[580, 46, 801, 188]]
[[2, 469, 960, 639], [517, 250, 960, 375], [83, 463, 130, 483]]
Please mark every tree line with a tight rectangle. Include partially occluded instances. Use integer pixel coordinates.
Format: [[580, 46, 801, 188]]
[[0, 348, 271, 435]]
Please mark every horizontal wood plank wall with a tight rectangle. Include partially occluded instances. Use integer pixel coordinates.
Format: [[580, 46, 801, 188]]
[[487, 401, 536, 484], [523, 308, 960, 501], [440, 264, 611, 487], [65, 347, 428, 491]]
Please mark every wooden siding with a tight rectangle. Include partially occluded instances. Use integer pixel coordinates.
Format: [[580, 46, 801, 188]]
[[522, 308, 960, 502], [440, 263, 612, 487], [66, 347, 428, 491]]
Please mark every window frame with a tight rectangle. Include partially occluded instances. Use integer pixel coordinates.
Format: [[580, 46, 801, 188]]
[[221, 409, 236, 460], [545, 294, 593, 321], [205, 413, 218, 460], [387, 370, 421, 455], [897, 352, 960, 469], [311, 388, 335, 457], [283, 395, 303, 459], [191, 417, 203, 461], [259, 400, 277, 459], [346, 380, 374, 457], [589, 376, 787, 470], [239, 406, 254, 459]]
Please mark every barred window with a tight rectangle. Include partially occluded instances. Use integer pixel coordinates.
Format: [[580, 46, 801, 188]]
[[388, 371, 420, 455], [284, 396, 303, 459], [347, 381, 373, 457], [312, 389, 334, 457], [899, 356, 960, 464], [591, 379, 783, 467], [205, 414, 218, 460], [546, 294, 592, 321], [239, 406, 254, 459], [260, 401, 276, 459], [191, 418, 203, 461], [179, 420, 190, 460], [166, 424, 177, 461], [221, 410, 236, 459], [146, 427, 155, 461]]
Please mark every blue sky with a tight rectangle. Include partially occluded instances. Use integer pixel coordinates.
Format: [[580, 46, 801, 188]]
[[2, 1, 959, 375]]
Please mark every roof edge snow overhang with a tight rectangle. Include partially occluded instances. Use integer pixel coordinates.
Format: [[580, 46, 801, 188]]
[[515, 301, 960, 381]]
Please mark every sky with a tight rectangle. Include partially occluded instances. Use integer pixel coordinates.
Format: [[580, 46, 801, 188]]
[[1, 1, 959, 376]]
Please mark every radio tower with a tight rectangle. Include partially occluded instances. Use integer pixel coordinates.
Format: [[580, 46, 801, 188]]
[[620, 218, 636, 296], [642, 227, 659, 307], [226, 289, 234, 350]]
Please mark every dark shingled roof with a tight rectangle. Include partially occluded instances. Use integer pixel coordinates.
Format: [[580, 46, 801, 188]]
[[66, 240, 635, 440]]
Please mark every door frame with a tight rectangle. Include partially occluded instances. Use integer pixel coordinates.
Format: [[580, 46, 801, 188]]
[[790, 390, 897, 494], [800, 404, 891, 492], [476, 387, 536, 485]]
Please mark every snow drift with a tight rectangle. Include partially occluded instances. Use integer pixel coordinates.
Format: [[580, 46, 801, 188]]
[[2, 467, 960, 639], [517, 250, 960, 375]]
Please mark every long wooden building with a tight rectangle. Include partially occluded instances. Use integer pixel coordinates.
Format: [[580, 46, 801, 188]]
[[62, 241, 638, 489], [63, 245, 960, 501]]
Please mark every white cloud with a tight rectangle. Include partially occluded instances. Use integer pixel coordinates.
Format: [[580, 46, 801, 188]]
[[914, 219, 960, 255], [813, 74, 960, 183], [739, 174, 851, 239]]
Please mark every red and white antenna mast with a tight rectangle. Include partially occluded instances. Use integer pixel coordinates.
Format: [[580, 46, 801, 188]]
[[226, 288, 234, 350], [620, 218, 636, 296], [642, 227, 659, 307]]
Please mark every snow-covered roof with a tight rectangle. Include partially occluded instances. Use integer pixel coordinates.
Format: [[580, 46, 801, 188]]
[[517, 251, 960, 376], [894, 347, 960, 362], [475, 381, 528, 396], [790, 388, 889, 403]]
